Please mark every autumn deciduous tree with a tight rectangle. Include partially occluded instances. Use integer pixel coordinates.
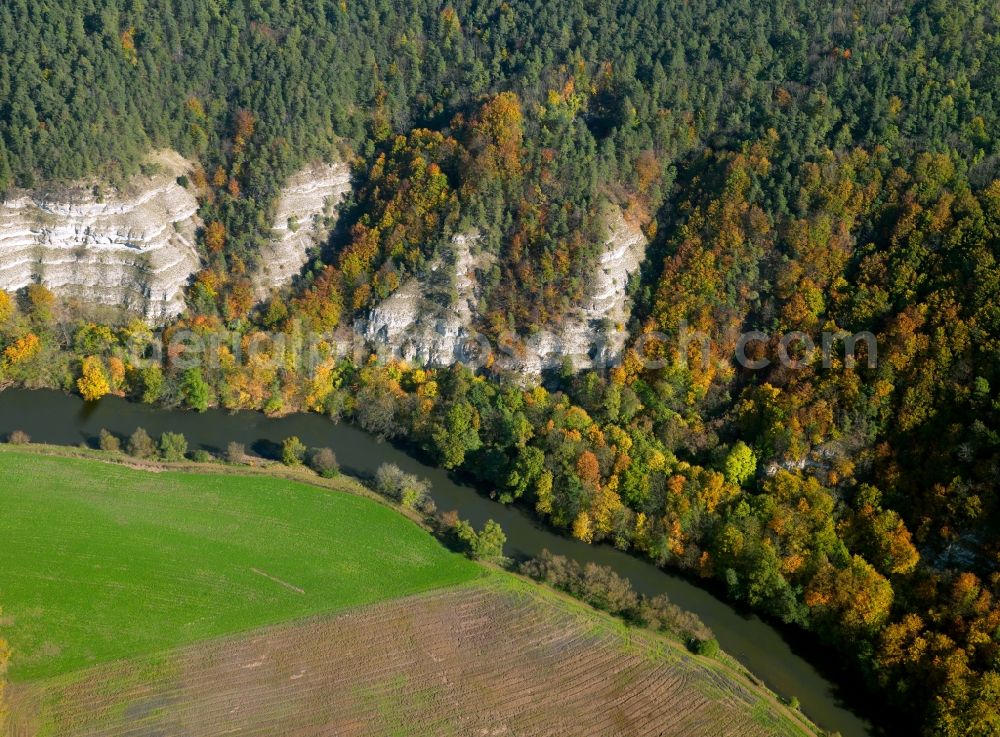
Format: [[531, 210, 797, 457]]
[[118, 26, 138, 64], [467, 91, 524, 177], [576, 450, 601, 490], [204, 221, 226, 254], [0, 290, 13, 323], [223, 279, 254, 321], [3, 333, 39, 364], [292, 266, 344, 331], [233, 109, 255, 153], [572, 511, 594, 543], [24, 284, 55, 326], [805, 555, 894, 634], [77, 356, 110, 402], [844, 485, 920, 576]]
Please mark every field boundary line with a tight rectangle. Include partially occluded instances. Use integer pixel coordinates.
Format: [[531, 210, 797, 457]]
[[250, 568, 305, 595]]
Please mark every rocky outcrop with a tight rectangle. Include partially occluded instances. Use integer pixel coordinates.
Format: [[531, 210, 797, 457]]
[[255, 161, 351, 295], [0, 150, 200, 321], [362, 232, 494, 366], [0, 155, 353, 321], [361, 208, 648, 375], [514, 208, 646, 374]]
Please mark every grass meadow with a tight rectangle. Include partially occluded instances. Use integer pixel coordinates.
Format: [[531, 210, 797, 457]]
[[0, 449, 480, 681]]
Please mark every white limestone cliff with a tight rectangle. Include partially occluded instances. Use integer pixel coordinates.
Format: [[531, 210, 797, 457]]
[[255, 161, 351, 296], [0, 150, 200, 321], [515, 208, 647, 374], [362, 232, 494, 366], [361, 208, 648, 375]]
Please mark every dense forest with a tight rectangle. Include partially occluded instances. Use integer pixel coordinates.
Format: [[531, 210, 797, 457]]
[[2, 0, 1000, 734]]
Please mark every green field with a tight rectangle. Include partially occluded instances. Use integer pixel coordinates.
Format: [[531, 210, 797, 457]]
[[0, 450, 480, 681]]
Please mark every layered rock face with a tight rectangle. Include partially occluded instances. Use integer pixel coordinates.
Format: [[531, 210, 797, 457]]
[[255, 162, 351, 295], [0, 145, 645, 374], [0, 150, 200, 321], [362, 232, 493, 366], [362, 209, 648, 375], [517, 208, 646, 374]]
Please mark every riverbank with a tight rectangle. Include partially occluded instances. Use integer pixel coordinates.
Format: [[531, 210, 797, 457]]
[[0, 442, 819, 737], [0, 388, 874, 737]]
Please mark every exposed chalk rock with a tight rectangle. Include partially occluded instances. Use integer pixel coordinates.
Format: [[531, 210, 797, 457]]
[[515, 208, 647, 374], [361, 208, 648, 375], [0, 150, 200, 321], [255, 161, 351, 295], [362, 232, 494, 366]]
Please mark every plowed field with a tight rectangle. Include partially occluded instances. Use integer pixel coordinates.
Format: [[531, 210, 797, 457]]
[[7, 580, 811, 737]]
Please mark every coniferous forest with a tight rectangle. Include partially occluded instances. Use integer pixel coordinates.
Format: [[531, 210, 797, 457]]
[[2, 1, 1000, 734]]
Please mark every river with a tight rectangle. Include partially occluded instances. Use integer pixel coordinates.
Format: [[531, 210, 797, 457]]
[[0, 388, 882, 737]]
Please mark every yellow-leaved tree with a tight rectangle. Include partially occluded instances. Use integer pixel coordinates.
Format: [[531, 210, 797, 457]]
[[572, 511, 593, 543], [204, 220, 226, 253], [77, 356, 111, 402], [0, 290, 13, 323]]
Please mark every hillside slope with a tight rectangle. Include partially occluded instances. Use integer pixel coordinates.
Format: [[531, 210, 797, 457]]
[[6, 581, 811, 737]]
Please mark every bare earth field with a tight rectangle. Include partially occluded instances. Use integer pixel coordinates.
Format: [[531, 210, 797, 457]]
[[7, 578, 809, 737]]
